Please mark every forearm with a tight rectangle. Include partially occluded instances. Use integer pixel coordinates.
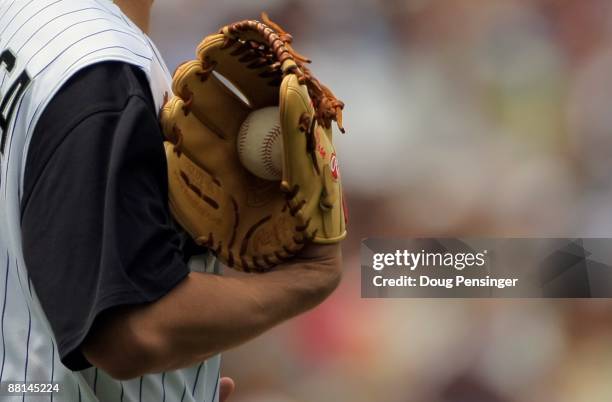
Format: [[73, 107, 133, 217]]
[[83, 243, 342, 378], [153, 261, 338, 368]]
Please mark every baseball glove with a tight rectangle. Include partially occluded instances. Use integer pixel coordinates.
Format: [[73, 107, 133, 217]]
[[160, 14, 347, 272]]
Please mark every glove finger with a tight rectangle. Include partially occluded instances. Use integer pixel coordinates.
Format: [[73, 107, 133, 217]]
[[279, 74, 313, 192], [280, 74, 346, 243], [172, 59, 250, 141], [160, 96, 232, 179]]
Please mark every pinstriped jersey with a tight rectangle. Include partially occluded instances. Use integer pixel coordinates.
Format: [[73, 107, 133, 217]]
[[0, 1, 220, 401]]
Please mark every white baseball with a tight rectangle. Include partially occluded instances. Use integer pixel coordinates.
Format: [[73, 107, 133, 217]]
[[237, 106, 283, 181]]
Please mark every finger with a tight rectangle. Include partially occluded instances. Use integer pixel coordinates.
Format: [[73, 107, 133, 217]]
[[219, 376, 235, 402]]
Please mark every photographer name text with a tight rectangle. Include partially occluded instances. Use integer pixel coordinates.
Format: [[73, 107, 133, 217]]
[[371, 250, 519, 289]]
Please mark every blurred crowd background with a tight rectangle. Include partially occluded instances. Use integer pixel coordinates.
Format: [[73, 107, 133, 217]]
[[151, 1, 612, 401]]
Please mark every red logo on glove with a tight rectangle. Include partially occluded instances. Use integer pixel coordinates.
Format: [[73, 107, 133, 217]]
[[330, 153, 339, 180]]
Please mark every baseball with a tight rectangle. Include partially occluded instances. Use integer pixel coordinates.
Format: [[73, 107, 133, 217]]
[[237, 106, 283, 181]]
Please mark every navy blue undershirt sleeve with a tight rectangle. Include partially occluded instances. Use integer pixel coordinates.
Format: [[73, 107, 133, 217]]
[[21, 62, 190, 371]]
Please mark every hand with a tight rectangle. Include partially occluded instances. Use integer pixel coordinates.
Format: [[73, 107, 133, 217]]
[[220, 376, 235, 402]]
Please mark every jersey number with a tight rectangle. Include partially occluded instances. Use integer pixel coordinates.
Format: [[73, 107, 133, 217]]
[[0, 49, 31, 155]]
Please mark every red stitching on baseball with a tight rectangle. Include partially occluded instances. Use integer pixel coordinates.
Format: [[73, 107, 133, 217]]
[[261, 124, 282, 179], [238, 116, 250, 157]]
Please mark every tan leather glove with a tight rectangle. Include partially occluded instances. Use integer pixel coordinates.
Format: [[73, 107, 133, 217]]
[[160, 14, 347, 272]]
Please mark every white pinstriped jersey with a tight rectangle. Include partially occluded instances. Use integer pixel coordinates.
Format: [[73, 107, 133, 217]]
[[0, 1, 220, 401]]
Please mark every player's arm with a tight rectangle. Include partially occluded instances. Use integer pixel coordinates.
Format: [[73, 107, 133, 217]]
[[82, 243, 341, 380], [21, 61, 343, 380]]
